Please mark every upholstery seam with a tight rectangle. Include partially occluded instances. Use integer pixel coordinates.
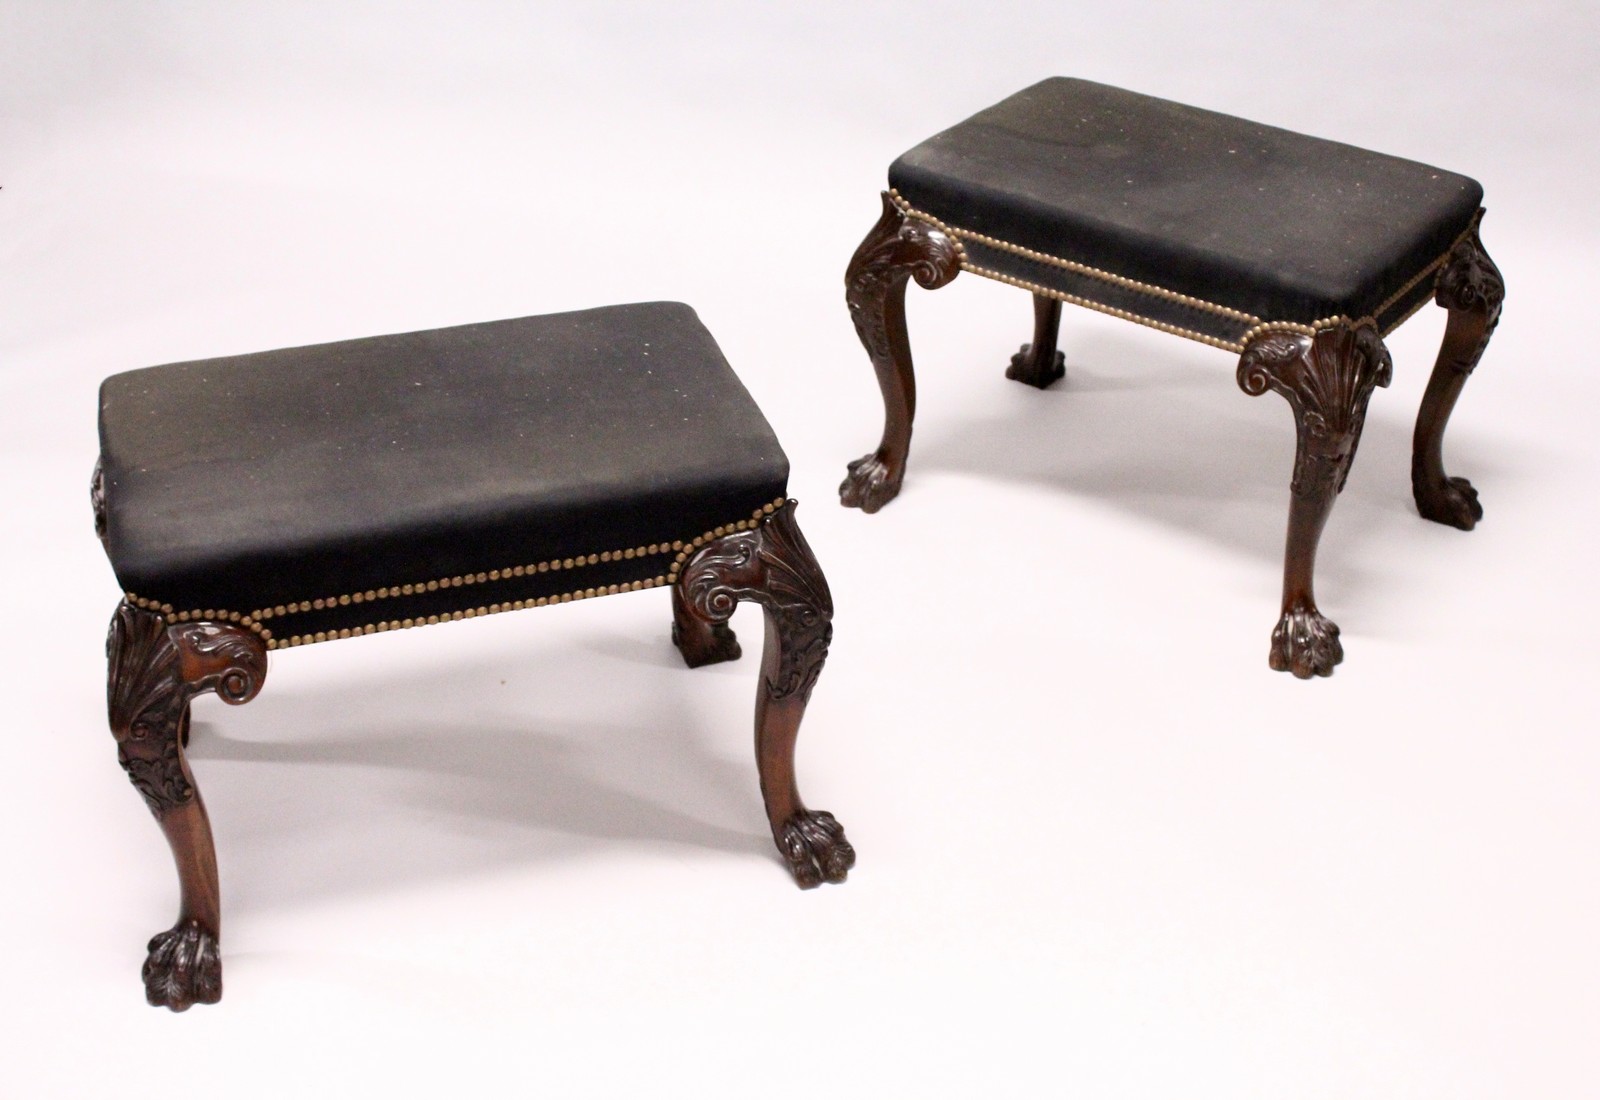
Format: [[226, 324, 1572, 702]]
[[123, 498, 789, 651]]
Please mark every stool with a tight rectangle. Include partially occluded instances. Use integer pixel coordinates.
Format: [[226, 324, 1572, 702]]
[[840, 78, 1503, 677], [94, 302, 854, 1010]]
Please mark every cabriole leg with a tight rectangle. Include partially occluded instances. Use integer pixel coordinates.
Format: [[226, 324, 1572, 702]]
[[1413, 216, 1503, 529], [107, 600, 267, 1009], [1238, 324, 1393, 678], [674, 502, 854, 887], [839, 192, 961, 513], [1006, 292, 1066, 388]]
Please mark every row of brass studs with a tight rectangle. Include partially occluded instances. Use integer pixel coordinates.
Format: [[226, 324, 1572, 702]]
[[250, 542, 679, 621], [895, 191, 1467, 349], [123, 502, 789, 651], [961, 262, 1247, 352], [124, 593, 273, 641], [891, 191, 1260, 325], [1373, 214, 1479, 322], [1379, 290, 1434, 337], [665, 498, 788, 586], [1237, 314, 1351, 349], [270, 576, 671, 649]]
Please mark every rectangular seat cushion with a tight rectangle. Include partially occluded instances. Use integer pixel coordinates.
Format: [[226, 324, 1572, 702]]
[[888, 78, 1484, 348], [98, 302, 789, 648]]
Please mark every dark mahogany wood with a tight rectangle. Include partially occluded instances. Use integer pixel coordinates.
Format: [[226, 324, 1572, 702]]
[[671, 584, 742, 667], [1238, 322, 1392, 678], [91, 457, 107, 547], [106, 600, 267, 1010], [1413, 216, 1502, 530], [1006, 293, 1066, 388], [674, 503, 854, 888], [839, 192, 961, 513]]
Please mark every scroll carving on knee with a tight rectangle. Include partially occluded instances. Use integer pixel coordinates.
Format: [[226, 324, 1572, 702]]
[[674, 504, 854, 887], [672, 584, 742, 668], [676, 506, 833, 704], [840, 192, 962, 513]]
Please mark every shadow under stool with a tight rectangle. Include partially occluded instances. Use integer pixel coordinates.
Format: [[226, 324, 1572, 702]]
[[840, 77, 1503, 678], [94, 302, 854, 1010]]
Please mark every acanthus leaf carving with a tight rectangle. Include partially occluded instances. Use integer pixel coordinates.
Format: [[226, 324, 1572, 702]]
[[677, 505, 832, 702], [1433, 222, 1503, 377], [844, 193, 962, 389], [1238, 323, 1392, 499], [107, 602, 267, 816], [1435, 224, 1504, 319]]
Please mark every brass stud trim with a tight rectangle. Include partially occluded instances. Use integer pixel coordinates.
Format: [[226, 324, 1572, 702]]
[[132, 504, 786, 652], [1379, 290, 1433, 336], [1376, 215, 1482, 324], [964, 262, 1248, 352], [892, 191, 1470, 355], [247, 538, 686, 621], [891, 190, 1257, 325]]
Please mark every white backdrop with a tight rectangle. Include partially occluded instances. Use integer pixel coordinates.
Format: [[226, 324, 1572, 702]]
[[3, 2, 1596, 1096]]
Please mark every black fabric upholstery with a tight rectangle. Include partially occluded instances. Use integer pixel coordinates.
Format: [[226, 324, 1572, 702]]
[[99, 303, 789, 645], [889, 78, 1483, 337]]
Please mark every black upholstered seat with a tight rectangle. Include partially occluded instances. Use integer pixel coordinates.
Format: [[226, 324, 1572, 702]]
[[97, 303, 852, 1009], [99, 302, 789, 648], [841, 77, 1505, 677], [889, 78, 1484, 348]]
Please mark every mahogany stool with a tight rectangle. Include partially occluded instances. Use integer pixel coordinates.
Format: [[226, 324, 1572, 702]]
[[840, 78, 1503, 677], [94, 302, 854, 1010]]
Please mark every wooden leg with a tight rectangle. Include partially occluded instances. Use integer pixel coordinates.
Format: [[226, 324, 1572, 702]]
[[1006, 293, 1066, 388], [107, 600, 267, 1010], [1413, 217, 1503, 530], [1238, 324, 1393, 678], [673, 502, 854, 887], [839, 191, 961, 513], [671, 583, 741, 667]]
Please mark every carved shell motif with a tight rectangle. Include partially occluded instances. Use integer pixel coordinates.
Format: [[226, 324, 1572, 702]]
[[1238, 325, 1392, 498], [107, 602, 267, 815], [677, 506, 833, 702]]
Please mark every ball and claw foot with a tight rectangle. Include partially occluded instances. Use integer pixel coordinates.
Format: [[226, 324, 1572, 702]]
[[1416, 475, 1482, 531], [673, 620, 742, 668], [1006, 343, 1066, 389], [839, 453, 901, 514], [778, 810, 856, 889], [1269, 607, 1344, 679], [142, 920, 222, 1011]]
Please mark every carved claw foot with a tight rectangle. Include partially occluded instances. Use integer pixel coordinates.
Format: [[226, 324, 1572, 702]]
[[672, 619, 742, 668], [778, 810, 855, 889], [1269, 607, 1344, 679], [1415, 474, 1482, 531], [142, 920, 222, 1011], [839, 453, 902, 514], [1005, 343, 1066, 389]]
